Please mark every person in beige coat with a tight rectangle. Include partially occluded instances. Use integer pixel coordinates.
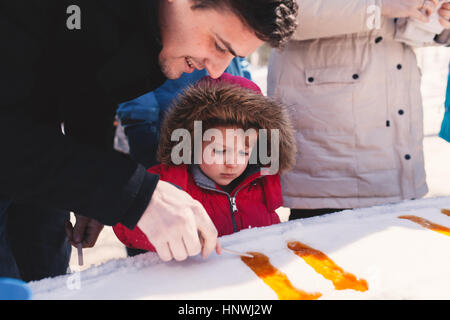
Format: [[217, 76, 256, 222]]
[[267, 0, 450, 219]]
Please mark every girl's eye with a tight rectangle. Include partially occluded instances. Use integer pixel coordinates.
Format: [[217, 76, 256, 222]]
[[214, 149, 225, 154], [215, 42, 227, 54], [239, 151, 250, 156]]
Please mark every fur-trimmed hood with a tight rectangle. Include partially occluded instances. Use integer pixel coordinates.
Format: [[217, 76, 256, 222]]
[[157, 74, 296, 173]]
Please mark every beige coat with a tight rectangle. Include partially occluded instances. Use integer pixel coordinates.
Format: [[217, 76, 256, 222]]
[[268, 0, 450, 209]]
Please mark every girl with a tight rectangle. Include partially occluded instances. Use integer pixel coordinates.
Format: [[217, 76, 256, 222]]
[[113, 74, 295, 252]]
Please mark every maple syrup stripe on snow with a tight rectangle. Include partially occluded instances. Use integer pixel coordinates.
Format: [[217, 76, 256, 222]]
[[287, 241, 368, 292], [241, 252, 321, 300]]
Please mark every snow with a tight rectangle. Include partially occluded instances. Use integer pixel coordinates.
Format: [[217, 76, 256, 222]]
[[30, 196, 450, 300], [28, 47, 450, 300]]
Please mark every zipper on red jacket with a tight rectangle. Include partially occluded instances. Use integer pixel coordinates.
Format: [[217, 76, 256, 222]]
[[193, 185, 239, 232], [195, 170, 264, 233], [196, 179, 257, 233], [228, 195, 238, 232], [224, 183, 253, 233], [230, 196, 238, 213]]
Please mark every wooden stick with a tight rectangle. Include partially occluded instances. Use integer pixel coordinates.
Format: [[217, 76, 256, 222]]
[[77, 243, 84, 266], [222, 248, 253, 258]]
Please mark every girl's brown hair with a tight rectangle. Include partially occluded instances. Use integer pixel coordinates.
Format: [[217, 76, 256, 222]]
[[158, 79, 296, 173]]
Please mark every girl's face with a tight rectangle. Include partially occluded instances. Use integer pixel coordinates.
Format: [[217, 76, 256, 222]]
[[199, 126, 258, 187]]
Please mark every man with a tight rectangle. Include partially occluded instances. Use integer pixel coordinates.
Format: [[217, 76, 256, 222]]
[[0, 0, 298, 280]]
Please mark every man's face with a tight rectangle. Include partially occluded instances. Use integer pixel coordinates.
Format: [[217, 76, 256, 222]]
[[158, 0, 264, 79]]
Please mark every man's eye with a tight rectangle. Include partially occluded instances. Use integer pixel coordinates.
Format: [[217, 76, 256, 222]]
[[215, 42, 227, 54], [214, 149, 225, 154], [239, 151, 250, 156]]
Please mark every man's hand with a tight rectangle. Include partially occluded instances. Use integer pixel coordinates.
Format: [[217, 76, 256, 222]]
[[137, 180, 219, 262], [381, 0, 440, 22], [65, 214, 104, 248], [438, 2, 450, 28]]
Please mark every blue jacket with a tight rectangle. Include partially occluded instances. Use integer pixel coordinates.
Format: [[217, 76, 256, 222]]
[[116, 57, 252, 127], [439, 64, 450, 143]]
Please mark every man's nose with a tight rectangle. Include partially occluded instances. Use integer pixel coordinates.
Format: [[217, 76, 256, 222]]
[[204, 56, 234, 79]]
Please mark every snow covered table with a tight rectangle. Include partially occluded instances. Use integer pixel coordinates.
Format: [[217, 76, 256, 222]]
[[31, 197, 450, 300]]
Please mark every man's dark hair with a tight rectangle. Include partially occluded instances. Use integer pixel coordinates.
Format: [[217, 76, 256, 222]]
[[191, 0, 298, 48]]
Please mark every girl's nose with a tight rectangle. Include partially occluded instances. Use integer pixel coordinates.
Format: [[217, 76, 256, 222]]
[[224, 153, 238, 167], [225, 162, 238, 168]]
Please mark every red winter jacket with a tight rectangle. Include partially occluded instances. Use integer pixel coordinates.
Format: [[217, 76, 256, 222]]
[[113, 164, 282, 251]]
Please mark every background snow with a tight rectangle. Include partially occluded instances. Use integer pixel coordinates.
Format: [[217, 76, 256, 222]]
[[30, 196, 450, 299]]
